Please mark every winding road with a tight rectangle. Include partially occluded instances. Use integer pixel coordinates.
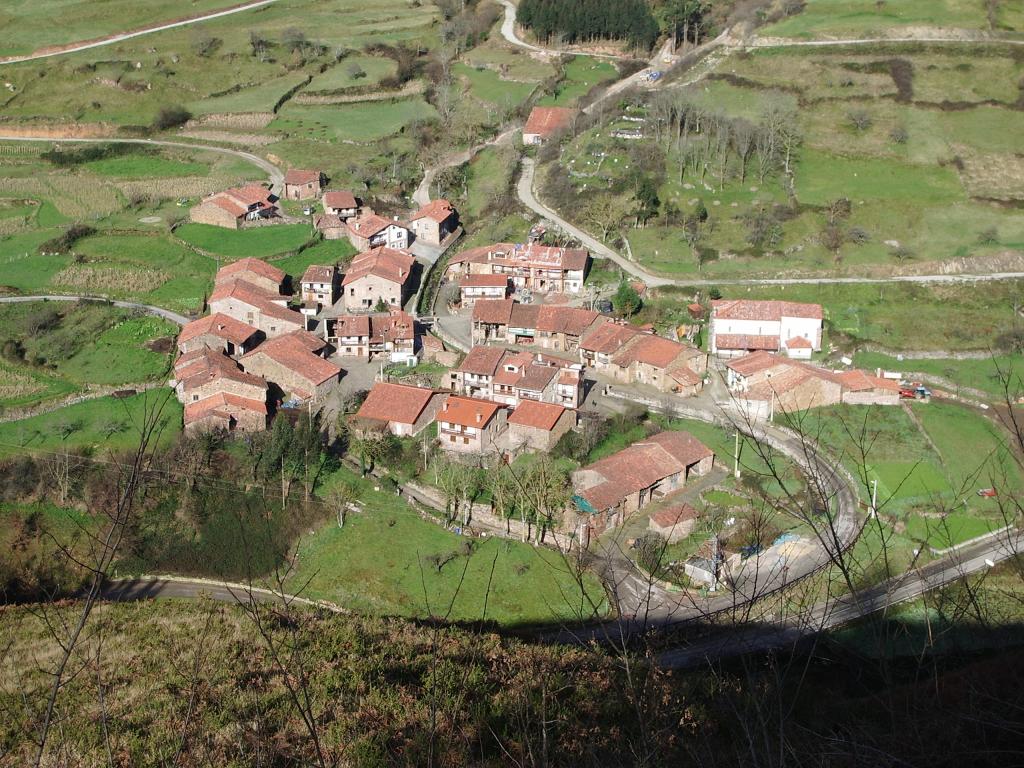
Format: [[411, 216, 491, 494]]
[[0, 0, 279, 66]]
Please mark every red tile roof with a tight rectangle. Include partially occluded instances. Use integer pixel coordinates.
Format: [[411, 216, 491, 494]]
[[411, 198, 456, 223], [241, 331, 341, 386], [348, 213, 404, 239], [785, 335, 812, 349], [711, 299, 823, 321], [301, 264, 336, 284], [524, 106, 577, 138], [649, 502, 699, 529], [323, 190, 358, 209], [333, 314, 371, 338], [175, 347, 267, 392], [575, 431, 713, 512], [209, 280, 304, 325], [457, 345, 506, 376], [184, 391, 268, 425], [508, 400, 566, 431], [580, 318, 639, 354], [837, 369, 901, 392], [714, 333, 780, 352], [612, 334, 688, 369], [438, 395, 504, 428], [726, 350, 787, 376], [178, 313, 259, 347], [215, 257, 285, 287], [509, 303, 540, 329], [471, 298, 514, 324], [341, 246, 415, 287], [284, 169, 320, 186], [536, 306, 599, 336], [357, 382, 437, 425], [460, 274, 510, 288]]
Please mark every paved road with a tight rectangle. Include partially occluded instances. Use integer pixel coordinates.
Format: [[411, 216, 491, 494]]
[[0, 0, 279, 66], [518, 158, 1024, 289], [0, 295, 190, 325], [748, 34, 1024, 49], [0, 136, 285, 194], [497, 0, 625, 59], [658, 527, 1023, 668], [98, 575, 345, 614]]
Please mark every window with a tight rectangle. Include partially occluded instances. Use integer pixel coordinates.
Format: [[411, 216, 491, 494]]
[[463, 437, 469, 445], [270, 326, 276, 332], [192, 395, 199, 401], [449, 435, 456, 442], [350, 289, 355, 296]]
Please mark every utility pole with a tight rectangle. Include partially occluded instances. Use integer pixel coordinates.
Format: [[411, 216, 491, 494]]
[[870, 478, 878, 519]]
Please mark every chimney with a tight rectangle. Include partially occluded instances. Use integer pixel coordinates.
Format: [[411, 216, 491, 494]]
[[443, 401, 449, 412], [476, 411, 483, 423]]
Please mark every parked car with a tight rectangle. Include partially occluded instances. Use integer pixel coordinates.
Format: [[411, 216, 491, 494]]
[[595, 299, 613, 314], [977, 488, 998, 498]]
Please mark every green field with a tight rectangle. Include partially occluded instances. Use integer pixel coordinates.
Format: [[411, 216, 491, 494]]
[[175, 222, 312, 259], [272, 99, 439, 142], [454, 62, 537, 107], [60, 315, 176, 386], [289, 469, 608, 626], [762, 0, 997, 39], [0, 390, 182, 457], [84, 154, 209, 179], [853, 351, 1022, 399], [271, 237, 357, 279], [306, 55, 398, 92], [0, 0, 238, 57], [537, 56, 618, 107]]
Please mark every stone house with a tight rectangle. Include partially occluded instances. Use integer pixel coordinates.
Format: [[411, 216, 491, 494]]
[[190, 185, 277, 229], [240, 330, 342, 402], [214, 257, 286, 296], [449, 346, 583, 409], [184, 392, 269, 433], [208, 280, 305, 339], [409, 199, 459, 246], [648, 501, 700, 544], [173, 349, 269, 434], [347, 213, 409, 251], [436, 395, 508, 456], [299, 264, 338, 309], [282, 169, 322, 201], [177, 312, 261, 356], [505, 400, 576, 452], [324, 310, 416, 363], [447, 242, 589, 295], [322, 190, 359, 219], [569, 431, 715, 548], [340, 247, 416, 312], [354, 382, 447, 437]]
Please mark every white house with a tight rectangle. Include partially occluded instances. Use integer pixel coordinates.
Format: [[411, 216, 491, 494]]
[[709, 299, 823, 359]]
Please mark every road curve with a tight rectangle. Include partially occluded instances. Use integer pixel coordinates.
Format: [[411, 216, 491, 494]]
[[0, 295, 190, 326], [517, 158, 1024, 288], [0, 0, 279, 66], [0, 135, 285, 194], [413, 126, 519, 208]]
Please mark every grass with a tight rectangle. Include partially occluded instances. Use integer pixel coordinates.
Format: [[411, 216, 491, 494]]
[[852, 351, 1022, 399], [796, 149, 965, 206], [175, 222, 312, 258], [904, 512, 1000, 549], [84, 154, 208, 179], [0, 0, 238, 57], [59, 316, 177, 386], [272, 99, 439, 142], [289, 468, 608, 626], [0, 390, 182, 457], [271, 238, 357, 280], [761, 0, 995, 39], [463, 145, 518, 220], [454, 62, 537, 107], [537, 57, 618, 107], [306, 55, 397, 91]]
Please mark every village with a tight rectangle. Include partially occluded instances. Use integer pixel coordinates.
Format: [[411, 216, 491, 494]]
[[170, 107, 914, 590]]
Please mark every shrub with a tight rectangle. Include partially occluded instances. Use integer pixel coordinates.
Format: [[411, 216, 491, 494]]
[[847, 227, 871, 245], [847, 109, 873, 132], [889, 125, 909, 144], [38, 224, 96, 255], [978, 226, 999, 245], [152, 106, 192, 131]]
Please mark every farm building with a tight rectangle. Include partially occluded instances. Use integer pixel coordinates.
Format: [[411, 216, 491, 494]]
[[523, 106, 577, 145], [208, 280, 305, 339], [214, 257, 286, 296], [709, 299, 823, 359], [322, 190, 360, 219], [239, 330, 341, 402], [506, 400, 576, 452], [459, 274, 510, 306], [354, 382, 446, 437], [409, 199, 459, 246], [177, 313, 261, 356], [648, 501, 700, 544], [282, 169, 322, 200], [190, 185, 278, 229]]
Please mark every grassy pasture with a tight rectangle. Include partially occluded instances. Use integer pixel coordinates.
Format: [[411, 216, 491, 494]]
[[853, 352, 1023, 399], [175, 222, 312, 258], [0, 390, 182, 457], [0, 0, 236, 57], [454, 62, 537, 107], [188, 72, 312, 116], [271, 238, 357, 280], [288, 468, 608, 626], [84, 153, 209, 179], [271, 99, 439, 142], [761, 0, 996, 39], [306, 55, 397, 92], [537, 57, 618, 107]]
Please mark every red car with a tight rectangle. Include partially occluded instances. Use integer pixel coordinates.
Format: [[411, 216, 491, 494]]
[[977, 488, 998, 498]]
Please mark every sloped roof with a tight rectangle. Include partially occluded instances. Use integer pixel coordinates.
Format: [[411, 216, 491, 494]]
[[178, 313, 259, 347], [612, 333, 688, 369], [460, 274, 510, 288], [357, 382, 437, 425], [241, 331, 341, 386], [785, 335, 812, 349], [508, 400, 566, 431], [457, 345, 506, 377], [714, 333, 780, 352], [284, 169, 320, 185], [209, 280, 304, 325], [175, 347, 267, 392], [215, 257, 285, 287], [649, 502, 700, 529], [524, 106, 577, 137], [438, 395, 504, 428], [184, 391, 268, 425], [411, 198, 456, 223], [580, 318, 639, 354], [726, 350, 786, 376], [341, 247, 415, 287], [536, 306, 599, 336], [348, 213, 405, 239], [301, 264, 336, 284], [508, 303, 540, 329], [471, 298, 515, 324], [711, 299, 823, 321], [333, 314, 371, 338], [323, 190, 357, 209]]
